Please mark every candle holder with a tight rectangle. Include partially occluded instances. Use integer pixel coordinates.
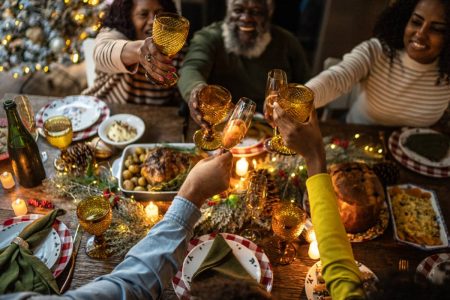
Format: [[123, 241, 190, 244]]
[[12, 198, 28, 216], [1, 172, 16, 190]]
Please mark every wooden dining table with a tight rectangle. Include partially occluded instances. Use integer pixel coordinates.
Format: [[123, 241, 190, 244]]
[[0, 94, 449, 300]]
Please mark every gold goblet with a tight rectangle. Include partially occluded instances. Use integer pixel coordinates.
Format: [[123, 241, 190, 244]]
[[271, 202, 306, 265], [221, 97, 256, 150], [267, 83, 314, 155], [151, 12, 189, 87], [77, 195, 112, 259], [43, 116, 73, 171], [193, 85, 232, 151]]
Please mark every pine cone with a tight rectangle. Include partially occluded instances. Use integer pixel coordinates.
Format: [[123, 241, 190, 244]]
[[61, 143, 95, 174], [372, 161, 400, 186]]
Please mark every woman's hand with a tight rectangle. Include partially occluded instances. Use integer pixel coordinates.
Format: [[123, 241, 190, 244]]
[[138, 37, 176, 83], [273, 103, 326, 175]]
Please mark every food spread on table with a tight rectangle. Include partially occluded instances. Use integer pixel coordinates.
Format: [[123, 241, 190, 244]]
[[107, 120, 137, 143], [404, 132, 450, 162], [388, 186, 443, 246], [121, 146, 204, 192]]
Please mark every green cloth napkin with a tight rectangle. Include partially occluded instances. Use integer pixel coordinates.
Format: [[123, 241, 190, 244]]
[[0, 209, 65, 295], [192, 234, 255, 284]]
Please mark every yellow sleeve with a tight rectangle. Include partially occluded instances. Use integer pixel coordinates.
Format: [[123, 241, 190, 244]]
[[306, 174, 365, 300]]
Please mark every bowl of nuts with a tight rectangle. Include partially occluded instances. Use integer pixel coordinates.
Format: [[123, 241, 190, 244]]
[[118, 143, 206, 201], [98, 114, 145, 149]]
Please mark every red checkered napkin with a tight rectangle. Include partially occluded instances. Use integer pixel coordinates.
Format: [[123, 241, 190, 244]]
[[388, 130, 450, 178], [417, 253, 450, 277], [35, 98, 110, 142], [1, 214, 73, 277], [172, 233, 273, 299]]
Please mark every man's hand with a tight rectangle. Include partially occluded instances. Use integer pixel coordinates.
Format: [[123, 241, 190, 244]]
[[138, 37, 176, 84], [188, 83, 210, 129], [178, 151, 233, 207], [273, 103, 326, 176]]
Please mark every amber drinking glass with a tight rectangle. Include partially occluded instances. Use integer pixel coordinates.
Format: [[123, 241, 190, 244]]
[[221, 97, 256, 150], [43, 115, 73, 171], [193, 85, 232, 151], [151, 12, 189, 86], [77, 195, 112, 259], [271, 202, 306, 265], [267, 83, 314, 155]]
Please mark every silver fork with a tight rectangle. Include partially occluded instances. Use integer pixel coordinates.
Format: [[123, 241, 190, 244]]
[[398, 259, 409, 272]]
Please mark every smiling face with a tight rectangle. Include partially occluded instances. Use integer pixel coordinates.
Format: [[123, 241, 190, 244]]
[[403, 0, 447, 64], [131, 0, 164, 40]]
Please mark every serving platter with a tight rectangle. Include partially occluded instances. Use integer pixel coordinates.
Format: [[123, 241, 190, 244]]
[[387, 184, 449, 250]]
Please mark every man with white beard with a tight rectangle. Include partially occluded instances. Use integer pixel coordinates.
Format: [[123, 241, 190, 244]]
[[178, 0, 309, 127]]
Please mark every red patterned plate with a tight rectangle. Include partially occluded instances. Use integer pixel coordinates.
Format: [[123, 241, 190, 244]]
[[388, 129, 450, 178], [417, 253, 450, 284], [172, 233, 273, 299], [1, 214, 73, 277], [35, 97, 110, 142]]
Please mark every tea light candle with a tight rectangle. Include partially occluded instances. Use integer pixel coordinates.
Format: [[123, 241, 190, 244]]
[[308, 240, 320, 260], [236, 157, 249, 177], [1, 172, 15, 189], [145, 201, 159, 222], [12, 198, 27, 216]]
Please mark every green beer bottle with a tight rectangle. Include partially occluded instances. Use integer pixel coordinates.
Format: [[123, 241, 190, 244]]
[[3, 99, 46, 188]]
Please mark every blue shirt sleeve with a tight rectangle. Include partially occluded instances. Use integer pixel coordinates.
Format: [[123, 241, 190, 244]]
[[0, 196, 201, 300]]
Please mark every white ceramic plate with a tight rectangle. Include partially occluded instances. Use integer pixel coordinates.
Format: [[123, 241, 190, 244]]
[[398, 128, 450, 168], [387, 184, 449, 250], [305, 261, 377, 300], [0, 221, 61, 270], [42, 95, 102, 132], [417, 253, 450, 285], [181, 238, 261, 290], [98, 114, 145, 149]]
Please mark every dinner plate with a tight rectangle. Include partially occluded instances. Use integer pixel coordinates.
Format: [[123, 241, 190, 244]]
[[1, 214, 73, 277], [36, 98, 110, 142], [0, 221, 61, 270], [387, 184, 449, 250], [41, 96, 102, 132], [181, 238, 261, 290], [173, 233, 273, 299], [388, 129, 450, 178], [398, 128, 450, 168], [305, 261, 377, 300], [417, 253, 450, 285]]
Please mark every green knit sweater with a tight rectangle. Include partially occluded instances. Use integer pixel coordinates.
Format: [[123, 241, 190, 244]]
[[178, 22, 310, 111]]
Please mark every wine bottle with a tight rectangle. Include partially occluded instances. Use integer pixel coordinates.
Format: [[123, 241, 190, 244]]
[[3, 99, 46, 188]]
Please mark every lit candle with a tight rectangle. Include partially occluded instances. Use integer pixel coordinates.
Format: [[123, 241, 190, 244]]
[[305, 229, 316, 243], [145, 201, 159, 223], [1, 172, 15, 189], [12, 198, 27, 216], [235, 157, 249, 177], [308, 240, 320, 260]]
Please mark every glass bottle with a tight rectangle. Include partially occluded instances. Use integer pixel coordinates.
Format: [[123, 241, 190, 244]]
[[3, 99, 46, 188]]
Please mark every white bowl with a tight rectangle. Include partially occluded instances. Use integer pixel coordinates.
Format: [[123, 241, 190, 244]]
[[98, 114, 145, 148]]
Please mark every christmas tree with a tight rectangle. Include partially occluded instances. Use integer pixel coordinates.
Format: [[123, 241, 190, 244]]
[[0, 0, 107, 78]]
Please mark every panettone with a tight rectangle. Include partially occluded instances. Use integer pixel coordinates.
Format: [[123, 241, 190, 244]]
[[329, 162, 385, 233]]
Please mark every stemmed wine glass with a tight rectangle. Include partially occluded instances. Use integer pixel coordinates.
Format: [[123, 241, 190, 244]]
[[150, 12, 189, 87], [263, 69, 287, 152], [271, 202, 306, 265], [193, 85, 232, 151], [43, 115, 73, 171], [241, 172, 268, 242], [221, 97, 256, 150], [266, 83, 314, 155], [77, 195, 112, 259]]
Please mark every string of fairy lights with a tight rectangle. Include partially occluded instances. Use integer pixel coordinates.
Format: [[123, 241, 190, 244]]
[[0, 0, 108, 78]]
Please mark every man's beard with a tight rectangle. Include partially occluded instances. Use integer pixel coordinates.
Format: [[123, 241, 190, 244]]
[[221, 21, 271, 59]]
